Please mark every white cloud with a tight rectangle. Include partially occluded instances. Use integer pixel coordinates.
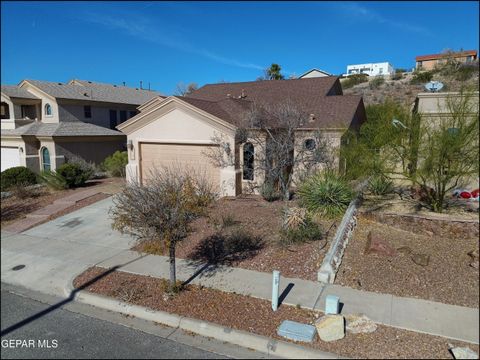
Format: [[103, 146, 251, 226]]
[[82, 12, 265, 71], [338, 2, 431, 36]]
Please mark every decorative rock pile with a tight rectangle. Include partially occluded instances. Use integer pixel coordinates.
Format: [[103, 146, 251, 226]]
[[314, 313, 377, 342]]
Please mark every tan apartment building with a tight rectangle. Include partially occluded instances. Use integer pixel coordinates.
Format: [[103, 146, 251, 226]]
[[1, 79, 163, 172], [415, 50, 477, 71]]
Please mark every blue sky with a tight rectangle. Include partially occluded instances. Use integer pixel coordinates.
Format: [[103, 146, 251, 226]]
[[1, 1, 478, 95]]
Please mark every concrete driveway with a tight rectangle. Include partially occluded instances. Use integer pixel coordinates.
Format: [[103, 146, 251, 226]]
[[1, 197, 136, 297]]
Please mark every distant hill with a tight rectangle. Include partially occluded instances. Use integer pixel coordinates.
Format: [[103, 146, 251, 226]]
[[342, 64, 479, 107]]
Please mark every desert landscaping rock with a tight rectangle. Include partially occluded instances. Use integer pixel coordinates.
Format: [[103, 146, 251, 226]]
[[315, 315, 345, 342], [344, 314, 377, 334], [450, 346, 479, 359], [411, 253, 430, 267], [364, 230, 397, 257], [397, 246, 413, 255]]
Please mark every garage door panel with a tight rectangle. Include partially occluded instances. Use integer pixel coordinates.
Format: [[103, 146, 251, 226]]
[[1, 147, 21, 172], [140, 143, 220, 190]]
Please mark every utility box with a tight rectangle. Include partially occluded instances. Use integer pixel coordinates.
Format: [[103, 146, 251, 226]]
[[325, 295, 340, 314]]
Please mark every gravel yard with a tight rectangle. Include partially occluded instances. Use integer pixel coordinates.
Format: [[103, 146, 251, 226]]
[[335, 215, 479, 308], [134, 196, 337, 281], [74, 267, 479, 359]]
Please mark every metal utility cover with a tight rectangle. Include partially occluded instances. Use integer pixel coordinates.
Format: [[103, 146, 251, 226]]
[[277, 320, 317, 343]]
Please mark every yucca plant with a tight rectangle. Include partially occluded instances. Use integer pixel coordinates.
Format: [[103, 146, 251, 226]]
[[39, 170, 68, 190], [282, 207, 307, 230], [367, 175, 394, 195], [298, 171, 354, 218]]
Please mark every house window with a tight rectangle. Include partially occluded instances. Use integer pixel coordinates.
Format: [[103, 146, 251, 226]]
[[84, 105, 92, 118], [304, 139, 316, 151], [109, 110, 118, 129], [120, 110, 127, 123], [243, 142, 254, 181], [44, 103, 52, 116], [41, 147, 51, 171], [1, 102, 10, 119]]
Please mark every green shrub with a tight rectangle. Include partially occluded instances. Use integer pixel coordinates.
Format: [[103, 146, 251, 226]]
[[279, 217, 323, 246], [260, 181, 281, 202], [298, 171, 354, 218], [454, 64, 478, 81], [102, 151, 128, 177], [392, 72, 403, 80], [342, 74, 369, 89], [1, 166, 37, 191], [369, 77, 385, 89], [367, 175, 394, 195], [56, 162, 93, 188], [395, 68, 407, 74], [39, 170, 68, 190], [410, 71, 434, 84]]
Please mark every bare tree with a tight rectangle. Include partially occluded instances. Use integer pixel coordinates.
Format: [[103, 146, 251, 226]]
[[205, 101, 334, 200], [174, 82, 198, 96], [109, 166, 216, 292]]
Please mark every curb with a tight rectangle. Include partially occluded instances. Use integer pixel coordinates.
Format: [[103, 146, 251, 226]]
[[64, 277, 340, 359]]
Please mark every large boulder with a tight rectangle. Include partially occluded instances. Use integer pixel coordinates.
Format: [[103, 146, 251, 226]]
[[345, 313, 377, 334], [315, 315, 345, 342], [364, 231, 397, 257]]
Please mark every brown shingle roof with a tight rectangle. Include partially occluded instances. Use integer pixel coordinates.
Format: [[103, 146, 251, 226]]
[[185, 77, 363, 129], [415, 50, 477, 62]]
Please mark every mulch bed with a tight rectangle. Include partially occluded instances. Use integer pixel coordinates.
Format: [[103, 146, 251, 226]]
[[133, 196, 338, 281], [74, 267, 479, 359], [335, 215, 479, 308]]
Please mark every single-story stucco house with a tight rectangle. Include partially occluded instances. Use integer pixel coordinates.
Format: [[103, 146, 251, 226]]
[[1, 79, 162, 172], [117, 76, 366, 197]]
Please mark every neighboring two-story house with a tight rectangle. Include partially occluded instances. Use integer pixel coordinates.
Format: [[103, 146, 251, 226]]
[[415, 50, 477, 71], [1, 79, 162, 172]]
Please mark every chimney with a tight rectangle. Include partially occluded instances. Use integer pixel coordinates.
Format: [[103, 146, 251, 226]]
[[140, 81, 143, 89], [241, 89, 246, 98], [148, 82, 151, 91], [123, 81, 126, 86]]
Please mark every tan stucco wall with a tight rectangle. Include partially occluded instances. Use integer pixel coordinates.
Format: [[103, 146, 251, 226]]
[[19, 83, 59, 123], [292, 129, 343, 186], [125, 106, 237, 197]]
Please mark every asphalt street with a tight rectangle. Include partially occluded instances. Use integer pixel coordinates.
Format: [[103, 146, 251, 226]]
[[0, 288, 229, 359]]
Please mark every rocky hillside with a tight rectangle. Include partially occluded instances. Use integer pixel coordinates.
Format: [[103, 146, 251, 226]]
[[342, 66, 479, 107]]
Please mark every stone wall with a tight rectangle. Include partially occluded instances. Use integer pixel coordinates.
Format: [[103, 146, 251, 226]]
[[362, 212, 479, 239]]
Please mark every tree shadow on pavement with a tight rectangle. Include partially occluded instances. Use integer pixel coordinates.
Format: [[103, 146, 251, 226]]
[[0, 255, 147, 337], [182, 230, 265, 285]]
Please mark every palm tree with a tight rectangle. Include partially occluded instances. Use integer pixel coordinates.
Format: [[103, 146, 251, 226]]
[[266, 64, 285, 80]]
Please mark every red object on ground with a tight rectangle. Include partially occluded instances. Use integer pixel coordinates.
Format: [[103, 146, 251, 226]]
[[460, 191, 471, 199], [364, 231, 397, 257], [471, 189, 480, 198]]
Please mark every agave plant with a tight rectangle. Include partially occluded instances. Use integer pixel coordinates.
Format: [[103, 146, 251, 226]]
[[282, 207, 307, 230], [298, 171, 354, 218]]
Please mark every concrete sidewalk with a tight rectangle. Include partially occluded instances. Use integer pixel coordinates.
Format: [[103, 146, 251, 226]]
[[1, 197, 478, 345], [95, 250, 480, 344]]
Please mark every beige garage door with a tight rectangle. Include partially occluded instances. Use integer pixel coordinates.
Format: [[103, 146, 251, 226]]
[[139, 142, 220, 189]]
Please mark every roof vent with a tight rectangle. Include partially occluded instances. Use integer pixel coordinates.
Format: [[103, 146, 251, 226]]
[[240, 89, 246, 98], [88, 81, 92, 84], [113, 84, 117, 87], [58, 82, 63, 85], [309, 114, 315, 123]]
